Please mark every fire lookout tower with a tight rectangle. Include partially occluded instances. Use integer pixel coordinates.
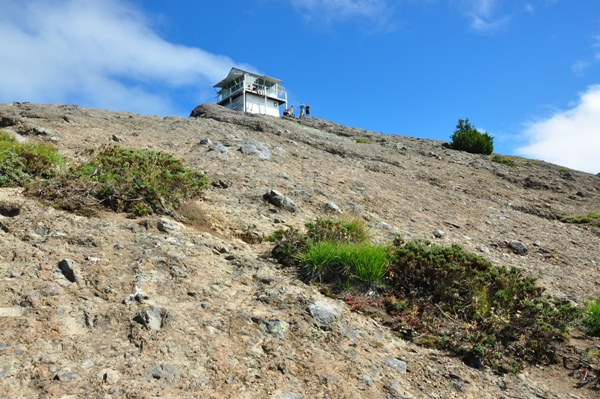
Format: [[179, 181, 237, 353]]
[[214, 67, 288, 117]]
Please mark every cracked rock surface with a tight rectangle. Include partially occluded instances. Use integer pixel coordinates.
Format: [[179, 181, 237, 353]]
[[0, 102, 599, 398]]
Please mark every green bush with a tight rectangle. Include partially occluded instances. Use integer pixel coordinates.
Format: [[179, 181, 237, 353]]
[[450, 119, 494, 155], [27, 145, 208, 217], [0, 130, 63, 187], [582, 295, 600, 337], [386, 239, 579, 370]]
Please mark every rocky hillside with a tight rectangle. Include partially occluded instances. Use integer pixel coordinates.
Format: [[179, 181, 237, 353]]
[[0, 102, 599, 398]]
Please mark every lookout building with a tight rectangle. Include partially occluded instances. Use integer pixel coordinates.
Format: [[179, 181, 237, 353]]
[[214, 68, 288, 117]]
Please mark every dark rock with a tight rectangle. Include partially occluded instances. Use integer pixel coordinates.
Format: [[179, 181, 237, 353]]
[[157, 218, 181, 234], [433, 229, 446, 238], [307, 301, 340, 330], [134, 307, 173, 331], [0, 201, 20, 217], [212, 179, 232, 188], [443, 221, 461, 229], [58, 259, 79, 283], [263, 189, 298, 213], [508, 240, 528, 255], [32, 126, 54, 136]]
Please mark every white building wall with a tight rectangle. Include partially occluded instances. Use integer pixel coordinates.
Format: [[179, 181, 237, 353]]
[[245, 93, 280, 117]]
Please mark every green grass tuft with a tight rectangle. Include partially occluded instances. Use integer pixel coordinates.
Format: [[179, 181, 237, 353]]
[[299, 241, 388, 286], [582, 295, 600, 337]]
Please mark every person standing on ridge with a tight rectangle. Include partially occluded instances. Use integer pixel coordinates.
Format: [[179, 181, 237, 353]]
[[305, 104, 310, 118], [299, 102, 305, 118]]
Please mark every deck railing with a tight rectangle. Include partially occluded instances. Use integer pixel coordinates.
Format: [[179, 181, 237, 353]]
[[216, 76, 286, 103]]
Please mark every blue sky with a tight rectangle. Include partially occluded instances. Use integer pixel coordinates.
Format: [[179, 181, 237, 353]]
[[1, 0, 599, 173]]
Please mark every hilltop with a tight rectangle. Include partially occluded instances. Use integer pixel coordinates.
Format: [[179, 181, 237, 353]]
[[0, 102, 599, 398]]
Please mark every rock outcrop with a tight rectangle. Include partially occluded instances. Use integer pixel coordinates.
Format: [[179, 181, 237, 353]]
[[0, 102, 599, 398]]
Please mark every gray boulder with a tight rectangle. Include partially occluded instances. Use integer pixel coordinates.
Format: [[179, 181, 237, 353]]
[[134, 307, 174, 331], [208, 143, 228, 154], [307, 300, 340, 330], [325, 201, 342, 213], [240, 140, 271, 160], [263, 189, 298, 213], [157, 218, 182, 234], [509, 240, 528, 255], [55, 259, 84, 286], [146, 364, 180, 385], [385, 358, 408, 374]]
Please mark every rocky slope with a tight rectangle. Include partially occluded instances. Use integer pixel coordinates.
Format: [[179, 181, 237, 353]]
[[0, 102, 599, 398]]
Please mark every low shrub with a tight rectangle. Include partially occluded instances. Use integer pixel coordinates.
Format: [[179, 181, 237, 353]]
[[356, 139, 371, 144], [305, 217, 370, 244], [450, 119, 494, 155], [386, 239, 580, 370], [26, 145, 208, 217], [491, 155, 519, 168], [0, 130, 63, 187], [563, 212, 600, 227]]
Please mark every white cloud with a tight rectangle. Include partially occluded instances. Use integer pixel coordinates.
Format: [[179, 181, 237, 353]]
[[571, 60, 592, 76], [455, 0, 511, 32], [289, 0, 393, 30], [515, 85, 600, 174], [0, 0, 250, 115]]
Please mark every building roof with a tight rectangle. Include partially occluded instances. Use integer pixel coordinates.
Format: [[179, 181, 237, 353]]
[[213, 67, 282, 88]]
